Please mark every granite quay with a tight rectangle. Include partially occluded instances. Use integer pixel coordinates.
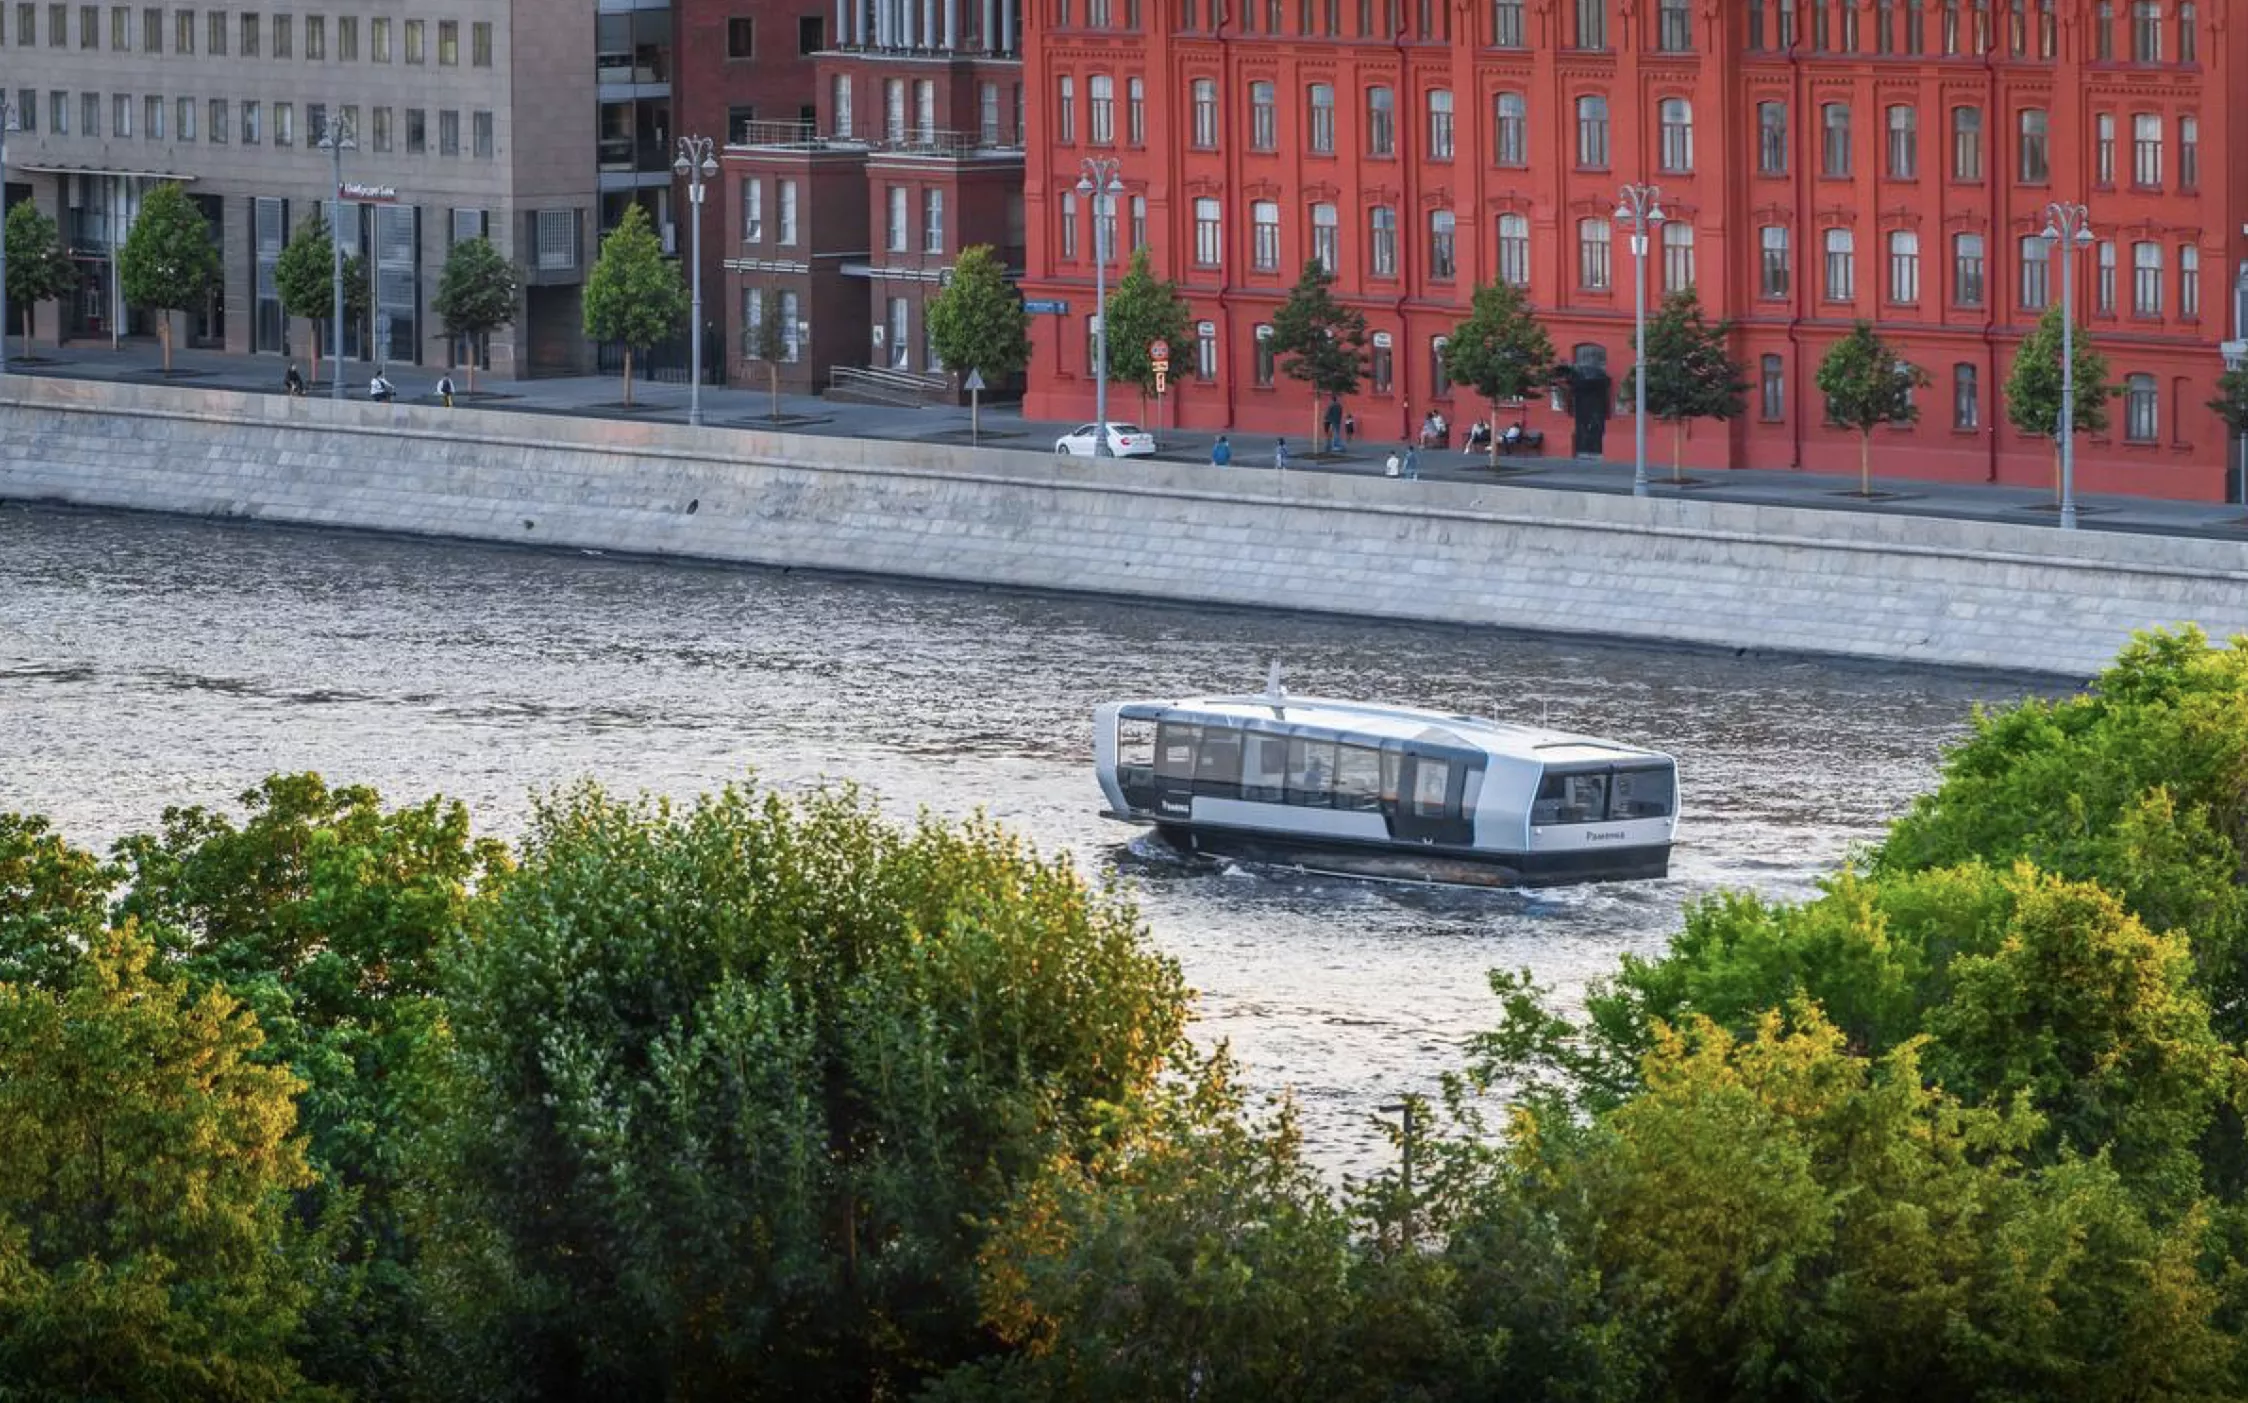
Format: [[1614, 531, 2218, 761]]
[[4, 362, 2248, 679]]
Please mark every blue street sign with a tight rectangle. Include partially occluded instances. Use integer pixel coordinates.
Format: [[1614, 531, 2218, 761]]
[[1022, 299, 1071, 315]]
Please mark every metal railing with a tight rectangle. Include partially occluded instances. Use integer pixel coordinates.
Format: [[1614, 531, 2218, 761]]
[[828, 364, 950, 406], [729, 119, 1019, 157]]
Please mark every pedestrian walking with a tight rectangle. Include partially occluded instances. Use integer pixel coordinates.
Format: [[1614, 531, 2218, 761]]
[[436, 373, 456, 408], [1403, 444, 1420, 480], [1344, 411, 1357, 444], [1385, 449, 1401, 478], [1324, 396, 1345, 454], [1274, 438, 1290, 471], [1211, 434, 1232, 467]]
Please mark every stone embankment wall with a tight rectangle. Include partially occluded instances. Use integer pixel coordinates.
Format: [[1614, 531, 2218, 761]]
[[5, 374, 2246, 678]]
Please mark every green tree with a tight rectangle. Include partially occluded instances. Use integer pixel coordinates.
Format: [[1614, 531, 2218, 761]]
[[1268, 259, 1369, 444], [435, 781, 1190, 1401], [1502, 1003, 2238, 1403], [1618, 289, 1750, 482], [742, 284, 791, 422], [2005, 306, 2116, 504], [271, 210, 369, 388], [109, 773, 513, 1399], [1098, 246, 1193, 417], [116, 181, 220, 374], [580, 203, 687, 407], [1442, 281, 1557, 467], [938, 1050, 1366, 1403], [432, 235, 520, 393], [927, 243, 1031, 392], [3, 200, 77, 360], [0, 928, 319, 1401], [1815, 321, 1929, 497], [2211, 364, 2248, 504], [1875, 626, 2248, 1052]]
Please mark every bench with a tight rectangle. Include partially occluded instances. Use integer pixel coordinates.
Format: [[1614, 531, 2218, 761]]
[[1496, 429, 1545, 456]]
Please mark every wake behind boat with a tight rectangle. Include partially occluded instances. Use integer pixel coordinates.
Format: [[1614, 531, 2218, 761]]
[[1093, 674, 1678, 888]]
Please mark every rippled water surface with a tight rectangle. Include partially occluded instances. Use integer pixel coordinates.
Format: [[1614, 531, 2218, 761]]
[[0, 503, 2055, 1173]]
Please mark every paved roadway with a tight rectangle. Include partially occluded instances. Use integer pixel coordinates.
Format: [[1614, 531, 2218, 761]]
[[8, 341, 2246, 540]]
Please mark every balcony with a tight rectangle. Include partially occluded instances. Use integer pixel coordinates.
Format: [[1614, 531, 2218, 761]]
[[598, 136, 676, 173], [728, 120, 1015, 158]]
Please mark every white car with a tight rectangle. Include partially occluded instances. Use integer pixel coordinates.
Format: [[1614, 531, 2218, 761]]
[[1054, 422, 1158, 458]]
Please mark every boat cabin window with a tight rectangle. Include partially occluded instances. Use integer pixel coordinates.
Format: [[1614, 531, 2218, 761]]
[[1117, 717, 1158, 789], [1611, 764, 1675, 819], [1240, 733, 1289, 803], [1334, 743, 1383, 811], [1156, 722, 1200, 781], [1287, 737, 1338, 806], [1411, 757, 1451, 818], [1532, 764, 1676, 824], [1193, 726, 1244, 795], [1532, 771, 1610, 825]]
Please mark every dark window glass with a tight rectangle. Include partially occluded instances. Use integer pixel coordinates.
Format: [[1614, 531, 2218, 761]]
[[1156, 722, 1200, 780], [1286, 737, 1337, 806], [1193, 727, 1244, 797], [1610, 765, 1675, 818], [1241, 733, 1289, 802], [1335, 744, 1384, 811], [1533, 770, 1610, 824]]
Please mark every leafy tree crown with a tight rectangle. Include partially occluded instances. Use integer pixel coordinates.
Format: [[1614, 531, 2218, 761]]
[[5, 201, 78, 313], [2004, 305, 2114, 438], [117, 181, 221, 316], [926, 244, 1030, 380], [1099, 246, 1194, 395], [1620, 289, 1750, 425], [1442, 281, 1557, 405], [1268, 259, 1368, 397], [581, 204, 687, 350], [433, 236, 521, 340], [1815, 322, 1928, 434]]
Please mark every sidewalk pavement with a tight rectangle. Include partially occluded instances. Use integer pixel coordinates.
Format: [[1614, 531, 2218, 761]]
[[8, 338, 2247, 542]]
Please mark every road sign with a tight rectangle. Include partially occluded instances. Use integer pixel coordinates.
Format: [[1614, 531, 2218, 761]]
[[963, 368, 986, 391], [1154, 368, 1169, 395], [1022, 299, 1071, 315], [1148, 338, 1170, 361]]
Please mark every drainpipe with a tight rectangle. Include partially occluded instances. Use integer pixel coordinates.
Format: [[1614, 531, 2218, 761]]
[[1981, 37, 2001, 483], [1216, 3, 1237, 431], [1393, 13, 1412, 444], [1786, 10, 1806, 469]]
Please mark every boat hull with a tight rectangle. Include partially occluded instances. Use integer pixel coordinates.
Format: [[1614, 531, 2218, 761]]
[[1141, 819, 1670, 889]]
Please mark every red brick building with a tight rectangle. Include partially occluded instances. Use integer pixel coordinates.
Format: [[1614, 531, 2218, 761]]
[[1019, 0, 2248, 500], [717, 3, 1028, 395]]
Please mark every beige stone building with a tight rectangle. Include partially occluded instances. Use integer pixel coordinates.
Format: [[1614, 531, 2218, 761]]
[[0, 0, 598, 376]]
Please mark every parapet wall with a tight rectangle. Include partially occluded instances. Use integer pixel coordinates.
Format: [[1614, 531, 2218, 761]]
[[4, 374, 2245, 678]]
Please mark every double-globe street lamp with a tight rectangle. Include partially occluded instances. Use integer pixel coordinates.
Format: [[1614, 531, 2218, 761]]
[[674, 134, 720, 428], [316, 110, 357, 399], [1075, 156, 1124, 457], [0, 96, 19, 377], [2041, 201, 2095, 531], [1614, 182, 1665, 499]]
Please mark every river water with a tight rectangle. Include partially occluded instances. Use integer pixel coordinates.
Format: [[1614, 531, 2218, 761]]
[[0, 503, 2052, 1175]]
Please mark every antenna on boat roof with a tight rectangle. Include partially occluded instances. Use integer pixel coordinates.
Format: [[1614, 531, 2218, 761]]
[[1263, 660, 1288, 713]]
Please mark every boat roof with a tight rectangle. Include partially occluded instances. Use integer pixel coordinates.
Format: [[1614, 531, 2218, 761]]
[[1120, 695, 1672, 765]]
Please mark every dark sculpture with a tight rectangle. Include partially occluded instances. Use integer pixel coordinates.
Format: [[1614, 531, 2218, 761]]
[[1550, 364, 1613, 457]]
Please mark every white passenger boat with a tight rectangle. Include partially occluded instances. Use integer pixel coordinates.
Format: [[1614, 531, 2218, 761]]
[[1094, 674, 1678, 888]]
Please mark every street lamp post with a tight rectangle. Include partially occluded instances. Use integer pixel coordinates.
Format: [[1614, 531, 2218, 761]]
[[1075, 156, 1123, 457], [1614, 183, 1664, 499], [0, 96, 17, 377], [316, 110, 357, 399], [673, 134, 720, 427], [2041, 201, 2095, 531]]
